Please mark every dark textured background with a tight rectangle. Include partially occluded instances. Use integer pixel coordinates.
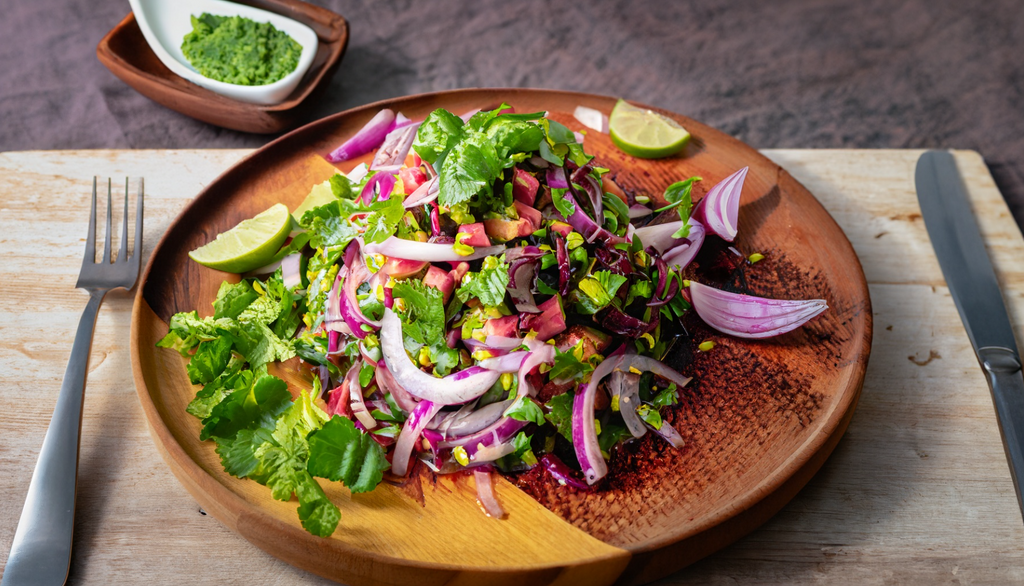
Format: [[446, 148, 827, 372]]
[[1, 0, 1022, 223]]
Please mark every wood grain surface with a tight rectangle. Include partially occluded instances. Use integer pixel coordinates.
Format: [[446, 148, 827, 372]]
[[1, 148, 1021, 585]]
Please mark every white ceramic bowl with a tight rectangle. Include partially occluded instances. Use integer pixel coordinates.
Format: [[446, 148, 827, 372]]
[[128, 0, 318, 105]]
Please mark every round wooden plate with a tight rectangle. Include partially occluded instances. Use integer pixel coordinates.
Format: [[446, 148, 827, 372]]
[[130, 88, 871, 586]]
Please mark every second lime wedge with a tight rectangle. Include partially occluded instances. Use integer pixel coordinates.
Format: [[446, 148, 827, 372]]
[[189, 203, 292, 273], [609, 99, 691, 159]]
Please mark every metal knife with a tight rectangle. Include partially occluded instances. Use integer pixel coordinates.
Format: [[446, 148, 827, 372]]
[[916, 150, 1024, 521]]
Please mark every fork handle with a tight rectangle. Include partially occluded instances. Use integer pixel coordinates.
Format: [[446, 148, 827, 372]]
[[3, 290, 105, 586]]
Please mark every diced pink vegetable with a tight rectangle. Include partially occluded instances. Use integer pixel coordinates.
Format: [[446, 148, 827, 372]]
[[381, 257, 428, 279], [399, 167, 427, 195], [513, 201, 542, 235], [449, 261, 470, 286], [423, 265, 455, 303], [457, 223, 491, 247], [520, 295, 566, 341], [512, 168, 539, 206], [483, 315, 519, 338], [549, 221, 573, 238], [483, 218, 530, 242]]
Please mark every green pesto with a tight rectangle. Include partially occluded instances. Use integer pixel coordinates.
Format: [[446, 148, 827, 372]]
[[181, 13, 301, 86]]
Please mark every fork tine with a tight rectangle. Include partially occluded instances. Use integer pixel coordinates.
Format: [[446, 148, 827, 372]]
[[83, 177, 97, 265], [102, 178, 113, 264], [133, 177, 144, 261], [118, 177, 129, 262]]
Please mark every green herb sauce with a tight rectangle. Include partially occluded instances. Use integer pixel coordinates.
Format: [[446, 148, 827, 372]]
[[181, 13, 302, 86]]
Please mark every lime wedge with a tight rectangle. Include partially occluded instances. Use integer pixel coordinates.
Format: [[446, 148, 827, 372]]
[[609, 99, 691, 159], [189, 203, 292, 273]]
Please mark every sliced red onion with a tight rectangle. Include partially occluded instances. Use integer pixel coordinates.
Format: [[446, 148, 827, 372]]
[[633, 220, 685, 254], [570, 166, 603, 223], [539, 454, 590, 490], [359, 171, 397, 205], [691, 167, 748, 242], [546, 167, 569, 189], [648, 419, 685, 448], [663, 220, 706, 271], [364, 237, 506, 263], [474, 469, 505, 518], [469, 440, 516, 464], [689, 281, 828, 339], [403, 175, 440, 208], [609, 371, 646, 438], [392, 399, 443, 476], [573, 131, 585, 144], [375, 362, 418, 414], [438, 416, 526, 452], [327, 109, 395, 163], [573, 105, 609, 133], [528, 156, 550, 169], [507, 256, 540, 313], [479, 351, 530, 373], [381, 309, 500, 405], [359, 341, 380, 366], [324, 267, 346, 328], [347, 163, 369, 184], [433, 399, 512, 438], [244, 257, 283, 276], [516, 343, 555, 399], [572, 383, 606, 485], [628, 204, 652, 219], [372, 122, 422, 171], [484, 335, 525, 351], [339, 243, 381, 337], [618, 354, 692, 389], [557, 192, 624, 245], [344, 362, 377, 430], [281, 253, 302, 290]]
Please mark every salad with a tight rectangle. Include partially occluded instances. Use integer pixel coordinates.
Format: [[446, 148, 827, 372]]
[[158, 102, 828, 537]]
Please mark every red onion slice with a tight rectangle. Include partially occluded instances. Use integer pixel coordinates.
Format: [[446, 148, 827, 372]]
[[364, 237, 505, 262], [633, 220, 686, 254], [572, 383, 606, 485], [628, 204, 653, 219], [516, 343, 555, 398], [647, 419, 685, 448], [539, 454, 590, 490], [327, 109, 395, 163], [691, 167, 748, 242], [344, 362, 377, 430], [281, 253, 302, 290], [479, 351, 530, 373], [474, 469, 505, 518], [662, 220, 705, 271], [609, 371, 646, 438], [573, 105, 609, 133], [371, 122, 422, 171], [403, 175, 440, 208], [359, 171, 397, 205], [689, 281, 827, 339], [375, 362, 418, 415], [380, 309, 500, 405], [438, 416, 526, 453], [484, 335, 525, 351], [434, 399, 512, 438], [393, 400, 442, 476]]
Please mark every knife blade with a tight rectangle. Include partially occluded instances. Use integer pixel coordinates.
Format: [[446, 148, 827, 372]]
[[916, 150, 1024, 521]]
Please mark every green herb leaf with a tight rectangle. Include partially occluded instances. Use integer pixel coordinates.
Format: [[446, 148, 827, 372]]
[[544, 391, 575, 443], [307, 415, 390, 493], [186, 335, 234, 385], [438, 133, 502, 207], [413, 108, 466, 167], [655, 177, 701, 238], [456, 255, 510, 307], [576, 271, 628, 315], [507, 396, 546, 425], [551, 188, 575, 219], [213, 281, 259, 320], [200, 374, 292, 441], [598, 421, 632, 453], [363, 195, 405, 244], [549, 344, 595, 383], [512, 431, 538, 466], [636, 404, 663, 430]]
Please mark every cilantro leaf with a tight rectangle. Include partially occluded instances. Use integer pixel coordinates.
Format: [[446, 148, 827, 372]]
[[295, 474, 341, 537], [307, 415, 389, 493], [187, 358, 250, 419], [456, 256, 510, 307], [363, 195, 405, 244], [215, 427, 273, 479], [438, 133, 502, 207], [551, 188, 575, 219], [654, 177, 701, 238], [652, 383, 680, 408], [506, 396, 545, 425], [545, 391, 575, 443], [392, 279, 446, 346], [485, 119, 544, 161], [300, 199, 365, 251], [549, 344, 595, 383]]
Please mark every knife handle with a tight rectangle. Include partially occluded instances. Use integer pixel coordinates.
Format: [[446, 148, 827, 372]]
[[979, 346, 1024, 518]]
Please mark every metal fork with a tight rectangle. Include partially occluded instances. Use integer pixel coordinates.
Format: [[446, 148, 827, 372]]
[[2, 178, 144, 586]]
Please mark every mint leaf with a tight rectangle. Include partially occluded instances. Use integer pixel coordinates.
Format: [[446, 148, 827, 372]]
[[307, 415, 389, 493], [363, 195, 405, 244], [507, 396, 545, 425], [545, 391, 574, 443]]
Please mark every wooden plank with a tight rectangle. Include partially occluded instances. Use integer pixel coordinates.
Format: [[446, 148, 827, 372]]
[[1, 149, 1022, 585]]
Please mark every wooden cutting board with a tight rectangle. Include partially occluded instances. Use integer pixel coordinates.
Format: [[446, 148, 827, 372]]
[[1, 149, 1022, 585]]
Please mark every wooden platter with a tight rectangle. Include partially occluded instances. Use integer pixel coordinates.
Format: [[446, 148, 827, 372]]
[[97, 0, 348, 134], [130, 88, 872, 586]]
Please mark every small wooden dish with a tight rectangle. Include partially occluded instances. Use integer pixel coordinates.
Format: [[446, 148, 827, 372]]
[[96, 0, 348, 134], [131, 89, 871, 585]]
